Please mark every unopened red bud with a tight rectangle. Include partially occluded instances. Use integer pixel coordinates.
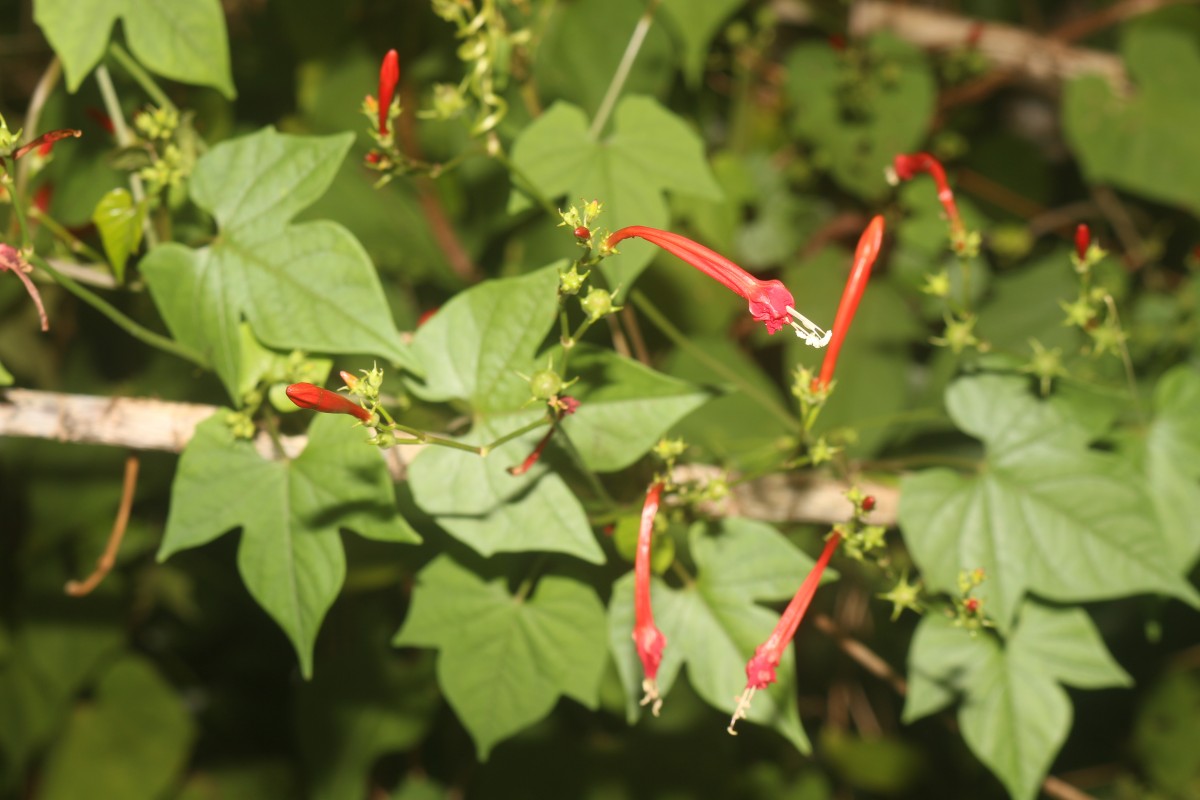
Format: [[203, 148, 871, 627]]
[[862, 495, 876, 512], [964, 598, 980, 614], [1074, 223, 1090, 261], [378, 49, 400, 136], [365, 151, 382, 165], [285, 382, 373, 423], [574, 226, 590, 240]]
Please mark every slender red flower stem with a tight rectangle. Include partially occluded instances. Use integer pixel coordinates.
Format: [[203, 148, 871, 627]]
[[728, 531, 842, 735], [633, 481, 668, 716], [285, 383, 373, 423], [507, 424, 556, 476], [814, 215, 886, 390]]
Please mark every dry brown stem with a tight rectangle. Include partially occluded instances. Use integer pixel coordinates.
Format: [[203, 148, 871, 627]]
[[65, 453, 140, 596]]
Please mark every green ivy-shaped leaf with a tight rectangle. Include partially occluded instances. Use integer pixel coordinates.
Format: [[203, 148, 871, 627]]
[[1063, 27, 1200, 216], [393, 555, 608, 760], [142, 128, 410, 400], [560, 344, 712, 472], [905, 601, 1131, 800], [1143, 365, 1200, 566], [34, 0, 235, 97], [900, 374, 1199, 631], [408, 265, 562, 411], [608, 518, 835, 752], [407, 266, 706, 562], [786, 34, 935, 200], [509, 96, 722, 287], [408, 416, 604, 564], [37, 656, 196, 800], [159, 412, 419, 677]]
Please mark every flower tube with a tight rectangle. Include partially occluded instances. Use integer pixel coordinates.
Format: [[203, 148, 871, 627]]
[[633, 481, 668, 715], [606, 226, 831, 346]]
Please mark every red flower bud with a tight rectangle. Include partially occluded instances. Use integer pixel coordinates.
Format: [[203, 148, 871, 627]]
[[1074, 223, 1090, 261], [964, 597, 981, 614], [862, 495, 876, 512], [285, 382, 373, 422], [814, 215, 886, 391], [378, 49, 400, 136], [574, 226, 590, 240]]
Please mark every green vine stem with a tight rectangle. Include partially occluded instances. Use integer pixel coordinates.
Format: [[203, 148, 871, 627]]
[[15, 57, 61, 197], [375, 403, 553, 457], [108, 42, 176, 112], [31, 253, 208, 366], [94, 64, 158, 248], [589, 0, 663, 139]]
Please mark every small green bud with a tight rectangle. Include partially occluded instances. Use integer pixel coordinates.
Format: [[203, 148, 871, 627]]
[[559, 206, 582, 229], [582, 199, 603, 225], [559, 264, 589, 296], [920, 270, 951, 298], [581, 286, 619, 321], [529, 368, 564, 400], [653, 438, 686, 461]]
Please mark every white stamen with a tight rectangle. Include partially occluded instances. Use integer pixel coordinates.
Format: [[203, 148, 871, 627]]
[[786, 306, 832, 349]]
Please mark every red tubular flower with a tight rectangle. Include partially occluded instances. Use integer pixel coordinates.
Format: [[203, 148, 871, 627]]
[[285, 382, 373, 423], [606, 226, 830, 345], [633, 481, 668, 715], [890, 152, 962, 236], [1074, 223, 1090, 261], [728, 531, 841, 735], [814, 215, 886, 391], [378, 49, 400, 136]]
